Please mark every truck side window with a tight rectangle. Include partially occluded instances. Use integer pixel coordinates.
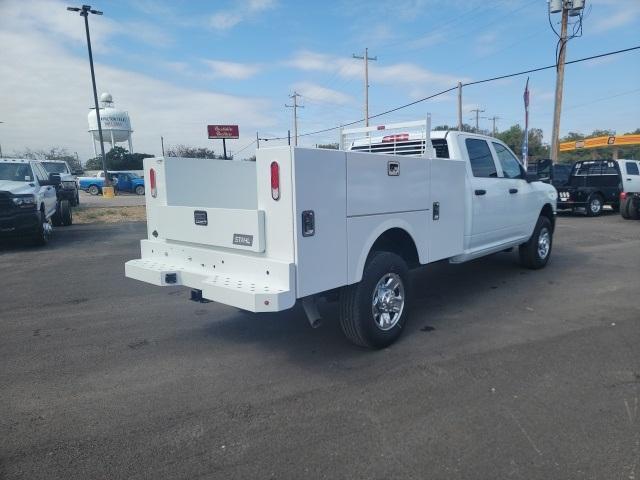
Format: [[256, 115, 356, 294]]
[[465, 138, 497, 178], [32, 164, 47, 183], [492, 142, 523, 179], [626, 162, 639, 175]]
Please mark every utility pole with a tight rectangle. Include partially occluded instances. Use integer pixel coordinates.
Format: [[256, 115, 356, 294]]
[[160, 136, 165, 156], [285, 92, 303, 146], [353, 48, 377, 127], [0, 121, 4, 158], [549, 0, 585, 163], [551, 6, 569, 164], [457, 82, 463, 131], [256, 131, 260, 149], [470, 108, 485, 132], [488, 116, 500, 136], [67, 5, 110, 189]]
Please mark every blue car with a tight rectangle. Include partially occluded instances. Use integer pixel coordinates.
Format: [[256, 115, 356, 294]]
[[79, 171, 145, 195]]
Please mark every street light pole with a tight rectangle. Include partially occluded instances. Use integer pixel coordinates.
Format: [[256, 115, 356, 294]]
[[67, 5, 109, 186]]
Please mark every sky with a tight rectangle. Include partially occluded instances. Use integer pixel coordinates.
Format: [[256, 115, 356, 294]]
[[0, 0, 639, 161]]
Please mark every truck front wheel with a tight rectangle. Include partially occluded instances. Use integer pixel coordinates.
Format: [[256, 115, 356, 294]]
[[339, 252, 410, 349], [519, 215, 553, 270]]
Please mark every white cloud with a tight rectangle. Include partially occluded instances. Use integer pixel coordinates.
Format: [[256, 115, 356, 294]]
[[591, 0, 640, 32], [286, 50, 465, 89], [209, 0, 277, 31], [203, 60, 261, 80], [292, 83, 353, 106], [0, 0, 274, 160]]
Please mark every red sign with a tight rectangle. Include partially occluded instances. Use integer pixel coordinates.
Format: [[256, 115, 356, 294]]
[[207, 124, 239, 139]]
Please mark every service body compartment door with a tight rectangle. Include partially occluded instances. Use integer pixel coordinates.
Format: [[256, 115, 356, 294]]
[[346, 151, 429, 216], [428, 158, 466, 262], [292, 148, 348, 297]]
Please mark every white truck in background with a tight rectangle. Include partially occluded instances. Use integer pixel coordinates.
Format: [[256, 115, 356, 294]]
[[125, 121, 558, 348]]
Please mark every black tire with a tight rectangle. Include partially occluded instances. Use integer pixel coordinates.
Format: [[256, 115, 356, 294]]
[[32, 211, 51, 246], [586, 194, 603, 217], [620, 197, 631, 219], [519, 215, 553, 270], [59, 199, 73, 226], [51, 205, 63, 227], [630, 198, 640, 220], [339, 251, 410, 349], [135, 185, 145, 196], [88, 185, 99, 196]]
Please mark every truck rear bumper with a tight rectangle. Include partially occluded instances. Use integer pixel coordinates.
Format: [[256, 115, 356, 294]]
[[125, 239, 296, 313]]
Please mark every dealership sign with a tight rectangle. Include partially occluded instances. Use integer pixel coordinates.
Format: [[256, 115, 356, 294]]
[[207, 125, 240, 139]]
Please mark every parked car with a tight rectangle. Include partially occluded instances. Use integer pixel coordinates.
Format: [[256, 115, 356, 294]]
[[556, 159, 627, 216], [126, 121, 557, 349], [619, 159, 640, 219], [41, 160, 80, 206], [0, 158, 59, 245], [529, 159, 572, 189], [79, 171, 145, 195]]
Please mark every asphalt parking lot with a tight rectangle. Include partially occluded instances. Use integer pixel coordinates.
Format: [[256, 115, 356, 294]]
[[1, 213, 638, 479]]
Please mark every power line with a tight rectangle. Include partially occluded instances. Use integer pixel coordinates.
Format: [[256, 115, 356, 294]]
[[260, 45, 640, 142]]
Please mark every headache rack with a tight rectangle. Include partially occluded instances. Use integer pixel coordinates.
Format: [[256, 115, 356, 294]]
[[340, 118, 435, 158]]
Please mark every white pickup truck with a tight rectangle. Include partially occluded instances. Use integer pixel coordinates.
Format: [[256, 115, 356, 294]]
[[126, 121, 558, 348]]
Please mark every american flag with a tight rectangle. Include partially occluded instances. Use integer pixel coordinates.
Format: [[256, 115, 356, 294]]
[[522, 77, 530, 168]]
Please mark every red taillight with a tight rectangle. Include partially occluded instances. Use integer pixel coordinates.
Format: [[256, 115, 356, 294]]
[[620, 192, 627, 200], [270, 161, 280, 200], [150, 168, 157, 198], [382, 133, 409, 143]]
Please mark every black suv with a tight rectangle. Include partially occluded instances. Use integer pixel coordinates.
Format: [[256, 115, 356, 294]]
[[556, 159, 622, 216]]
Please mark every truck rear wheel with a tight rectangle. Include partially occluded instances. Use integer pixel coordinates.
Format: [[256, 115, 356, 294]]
[[135, 185, 145, 196], [339, 252, 410, 349], [586, 194, 603, 217], [620, 197, 631, 219], [88, 185, 99, 196], [519, 215, 553, 270]]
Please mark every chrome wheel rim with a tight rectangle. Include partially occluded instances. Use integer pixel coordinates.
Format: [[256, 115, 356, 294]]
[[371, 273, 405, 331], [538, 227, 550, 259], [590, 198, 601, 213]]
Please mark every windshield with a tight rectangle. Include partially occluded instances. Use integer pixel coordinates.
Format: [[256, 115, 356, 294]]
[[41, 162, 69, 174], [0, 163, 34, 182]]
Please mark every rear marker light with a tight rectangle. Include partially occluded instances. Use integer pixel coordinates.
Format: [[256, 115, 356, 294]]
[[270, 161, 280, 200], [150, 168, 157, 198]]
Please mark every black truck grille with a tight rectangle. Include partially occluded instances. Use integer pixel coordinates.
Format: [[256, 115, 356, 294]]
[[0, 192, 15, 213]]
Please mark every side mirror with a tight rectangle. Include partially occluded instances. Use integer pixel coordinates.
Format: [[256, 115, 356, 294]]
[[525, 172, 539, 183]]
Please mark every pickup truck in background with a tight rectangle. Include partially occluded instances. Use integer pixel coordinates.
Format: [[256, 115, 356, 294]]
[[41, 160, 80, 207], [0, 158, 59, 245], [126, 120, 557, 348], [556, 159, 635, 216], [79, 171, 145, 195]]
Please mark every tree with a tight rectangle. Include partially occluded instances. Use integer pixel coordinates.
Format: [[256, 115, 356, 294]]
[[166, 145, 223, 159], [494, 125, 546, 160], [12, 147, 82, 172], [85, 146, 153, 170]]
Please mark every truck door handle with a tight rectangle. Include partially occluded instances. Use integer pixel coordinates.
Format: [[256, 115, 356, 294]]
[[474, 189, 486, 196], [509, 188, 518, 194]]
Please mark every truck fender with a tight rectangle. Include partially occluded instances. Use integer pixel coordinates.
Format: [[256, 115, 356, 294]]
[[350, 218, 422, 285]]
